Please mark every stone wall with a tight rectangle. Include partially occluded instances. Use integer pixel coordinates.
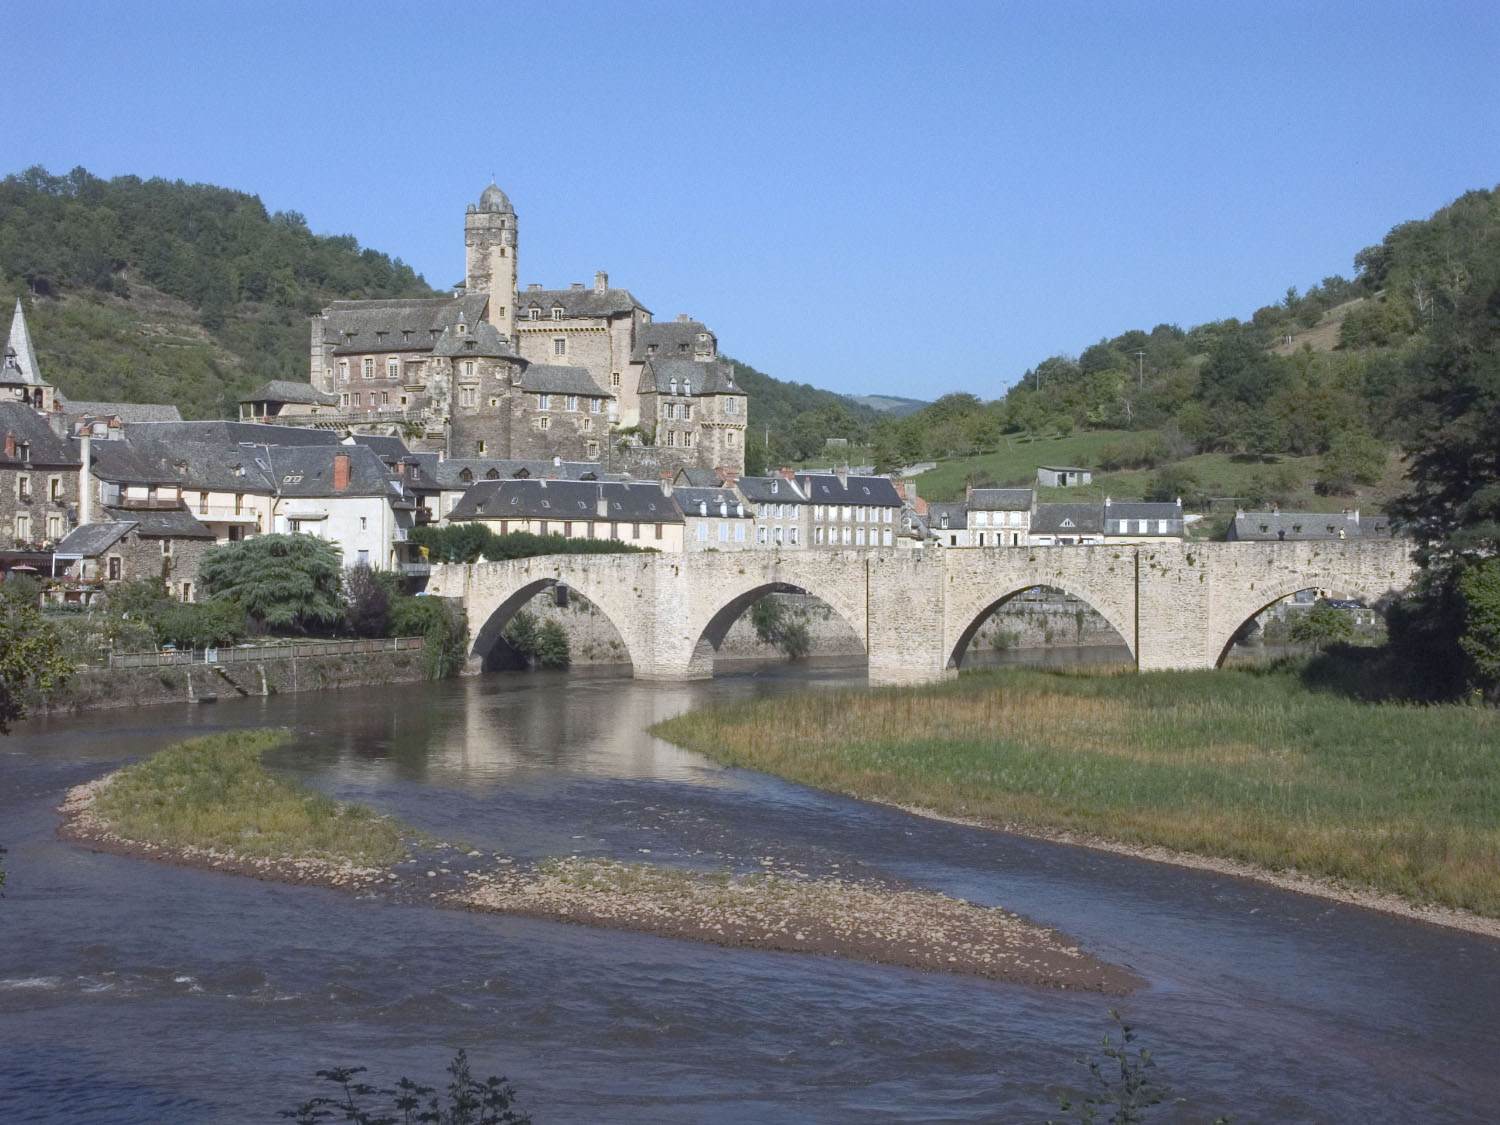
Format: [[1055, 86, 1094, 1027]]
[[31, 647, 430, 716]]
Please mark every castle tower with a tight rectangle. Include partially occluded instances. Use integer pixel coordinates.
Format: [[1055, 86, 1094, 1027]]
[[465, 183, 517, 341]]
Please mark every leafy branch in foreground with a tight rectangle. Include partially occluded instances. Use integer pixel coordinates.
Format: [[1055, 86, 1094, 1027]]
[[281, 1049, 531, 1124], [1047, 1010, 1229, 1125]]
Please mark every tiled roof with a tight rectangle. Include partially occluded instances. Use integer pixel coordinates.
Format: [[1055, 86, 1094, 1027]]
[[56, 521, 135, 557], [518, 288, 648, 319], [240, 380, 338, 406], [0, 403, 79, 467], [795, 473, 903, 507], [447, 479, 683, 523], [520, 365, 609, 397], [968, 488, 1034, 512]]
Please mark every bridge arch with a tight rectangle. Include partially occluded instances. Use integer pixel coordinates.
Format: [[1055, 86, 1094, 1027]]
[[946, 579, 1136, 669], [677, 558, 870, 678], [1209, 572, 1397, 668]]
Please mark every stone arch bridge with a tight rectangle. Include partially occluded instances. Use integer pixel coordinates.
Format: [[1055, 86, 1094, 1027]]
[[428, 540, 1416, 684]]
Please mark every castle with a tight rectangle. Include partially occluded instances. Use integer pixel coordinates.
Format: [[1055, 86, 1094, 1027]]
[[251, 184, 748, 475]]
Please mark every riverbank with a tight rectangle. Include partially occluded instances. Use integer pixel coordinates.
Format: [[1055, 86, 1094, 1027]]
[[652, 666, 1500, 933], [57, 728, 1134, 991]]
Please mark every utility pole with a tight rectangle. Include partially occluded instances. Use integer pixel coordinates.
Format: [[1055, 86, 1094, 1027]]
[[1134, 350, 1145, 389]]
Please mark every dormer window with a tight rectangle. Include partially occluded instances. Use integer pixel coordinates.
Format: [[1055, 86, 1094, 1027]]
[[551, 307, 563, 320], [683, 379, 691, 395], [457, 322, 467, 334], [669, 377, 678, 395], [528, 307, 540, 321], [459, 468, 473, 482], [1060, 518, 1074, 528]]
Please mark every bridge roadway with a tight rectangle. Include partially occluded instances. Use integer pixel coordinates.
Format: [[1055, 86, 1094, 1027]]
[[428, 539, 1417, 684]]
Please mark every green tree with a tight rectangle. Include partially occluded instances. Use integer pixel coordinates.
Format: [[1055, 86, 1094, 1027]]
[[1144, 464, 1200, 506], [1458, 559, 1500, 702], [1289, 604, 1357, 650], [1316, 432, 1386, 494], [198, 534, 345, 632], [0, 585, 72, 732], [344, 564, 393, 638], [533, 620, 571, 670]]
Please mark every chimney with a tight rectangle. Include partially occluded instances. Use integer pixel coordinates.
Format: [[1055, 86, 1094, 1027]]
[[79, 432, 92, 525], [3, 432, 14, 459], [332, 451, 351, 492], [527, 283, 542, 292], [1104, 496, 1111, 508], [659, 471, 674, 497], [778, 466, 797, 485], [594, 271, 609, 292], [570, 282, 585, 290]]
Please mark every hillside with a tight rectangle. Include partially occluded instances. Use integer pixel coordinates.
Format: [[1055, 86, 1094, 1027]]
[[896, 184, 1500, 512], [846, 394, 929, 417]]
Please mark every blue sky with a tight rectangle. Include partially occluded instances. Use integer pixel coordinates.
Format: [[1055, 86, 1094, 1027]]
[[6, 2, 1499, 401]]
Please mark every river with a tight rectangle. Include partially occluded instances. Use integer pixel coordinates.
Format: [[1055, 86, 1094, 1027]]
[[3, 667, 1497, 1122]]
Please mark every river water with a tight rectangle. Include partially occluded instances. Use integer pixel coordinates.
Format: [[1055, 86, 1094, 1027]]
[[3, 667, 1497, 1123]]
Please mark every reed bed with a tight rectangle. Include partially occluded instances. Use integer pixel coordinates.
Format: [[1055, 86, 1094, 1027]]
[[653, 668, 1500, 916]]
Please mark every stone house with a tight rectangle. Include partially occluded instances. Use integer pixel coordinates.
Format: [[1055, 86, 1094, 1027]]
[[676, 485, 754, 551], [1102, 499, 1185, 543], [636, 356, 747, 471], [735, 473, 810, 549], [56, 506, 215, 602], [927, 501, 969, 546], [239, 380, 339, 422], [797, 469, 903, 549], [967, 487, 1034, 547], [268, 445, 419, 570], [0, 401, 80, 563], [1037, 465, 1092, 488], [1030, 503, 1105, 546], [445, 478, 685, 552]]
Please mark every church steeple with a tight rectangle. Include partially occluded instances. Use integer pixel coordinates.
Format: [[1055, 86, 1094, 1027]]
[[5, 299, 43, 386]]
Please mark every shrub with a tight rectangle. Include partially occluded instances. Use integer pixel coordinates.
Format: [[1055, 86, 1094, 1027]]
[[534, 620, 571, 670], [390, 596, 468, 680], [281, 1049, 530, 1124], [152, 598, 246, 649], [344, 564, 393, 638], [411, 525, 648, 564], [1288, 604, 1356, 650]]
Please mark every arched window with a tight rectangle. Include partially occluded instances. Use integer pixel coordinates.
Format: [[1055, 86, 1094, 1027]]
[[683, 379, 691, 395], [669, 377, 678, 395]]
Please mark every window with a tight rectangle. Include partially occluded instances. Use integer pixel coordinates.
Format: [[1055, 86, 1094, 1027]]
[[161, 537, 173, 557], [387, 358, 400, 379], [684, 432, 694, 447], [586, 441, 599, 459], [16, 442, 28, 463], [883, 529, 893, 547], [566, 395, 578, 412], [774, 526, 784, 545], [631, 522, 641, 539], [669, 377, 678, 395], [665, 403, 677, 420], [667, 431, 677, 447], [341, 393, 350, 408], [757, 527, 767, 545], [537, 394, 551, 410], [683, 379, 692, 395], [108, 556, 122, 580], [726, 397, 739, 416], [47, 513, 62, 539], [538, 417, 550, 431], [553, 337, 566, 356], [611, 371, 621, 387], [841, 526, 851, 545], [856, 527, 866, 546], [590, 397, 602, 413], [16, 474, 29, 502], [718, 523, 729, 542], [357, 549, 370, 566], [697, 523, 708, 543], [788, 527, 799, 545], [734, 524, 745, 542], [181, 582, 193, 603], [338, 360, 349, 383], [359, 516, 367, 530], [459, 386, 477, 408], [528, 308, 540, 321], [362, 358, 374, 379], [551, 307, 563, 321], [490, 397, 499, 407], [463, 361, 476, 378], [727, 431, 736, 446], [477, 440, 487, 454]]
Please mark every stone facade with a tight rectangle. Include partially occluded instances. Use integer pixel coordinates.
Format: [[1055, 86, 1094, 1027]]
[[0, 402, 80, 552], [432, 539, 1419, 685], [296, 185, 747, 475]]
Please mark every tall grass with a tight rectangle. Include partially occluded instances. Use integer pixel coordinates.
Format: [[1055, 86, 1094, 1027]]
[[654, 668, 1500, 916], [91, 729, 404, 866]]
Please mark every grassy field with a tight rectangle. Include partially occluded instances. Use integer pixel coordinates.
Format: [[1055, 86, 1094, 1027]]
[[91, 729, 405, 865], [913, 430, 1136, 500], [653, 667, 1500, 916]]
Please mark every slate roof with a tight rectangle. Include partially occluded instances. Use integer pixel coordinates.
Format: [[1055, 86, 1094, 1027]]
[[61, 401, 183, 422], [88, 437, 184, 486], [1106, 500, 1183, 521], [3, 300, 43, 386], [322, 294, 491, 355], [477, 183, 514, 213], [1032, 503, 1105, 535], [674, 486, 749, 516], [431, 321, 516, 359], [432, 458, 604, 488], [631, 319, 714, 362], [447, 479, 683, 523], [637, 357, 741, 396], [1038, 465, 1089, 473], [0, 403, 79, 467], [795, 472, 903, 508], [347, 434, 412, 461], [102, 505, 215, 539], [735, 475, 808, 505], [56, 521, 135, 557], [269, 445, 399, 498], [129, 421, 341, 448], [518, 287, 648, 319], [519, 365, 609, 397], [968, 487, 1034, 512], [240, 380, 338, 406], [927, 502, 968, 531], [1229, 510, 1392, 541], [674, 467, 726, 488]]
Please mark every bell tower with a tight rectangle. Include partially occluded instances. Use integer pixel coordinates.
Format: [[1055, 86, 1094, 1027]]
[[464, 183, 517, 340]]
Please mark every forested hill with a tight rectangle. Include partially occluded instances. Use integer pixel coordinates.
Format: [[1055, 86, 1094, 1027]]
[[0, 165, 886, 436], [726, 357, 880, 474], [877, 185, 1500, 505], [0, 167, 437, 418]]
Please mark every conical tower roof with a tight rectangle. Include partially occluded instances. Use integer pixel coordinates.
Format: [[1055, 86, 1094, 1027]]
[[4, 299, 43, 386]]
